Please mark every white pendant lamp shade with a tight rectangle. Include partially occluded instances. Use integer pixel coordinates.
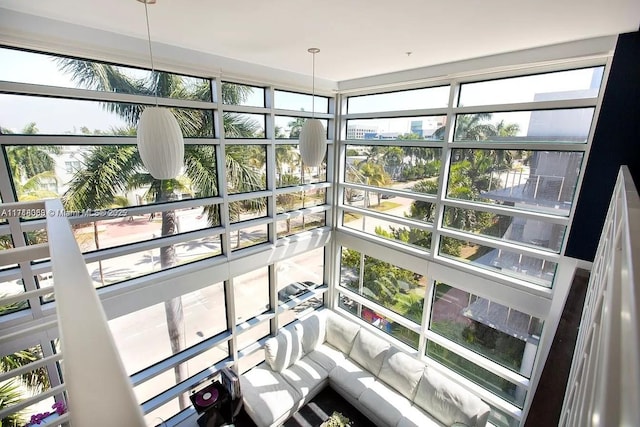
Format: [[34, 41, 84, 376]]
[[299, 47, 326, 167], [136, 107, 184, 179], [299, 119, 327, 167]]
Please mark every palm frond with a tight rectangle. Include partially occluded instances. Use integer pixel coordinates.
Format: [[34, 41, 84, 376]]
[[63, 146, 142, 211]]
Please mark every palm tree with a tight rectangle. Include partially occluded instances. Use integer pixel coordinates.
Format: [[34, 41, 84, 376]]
[[58, 59, 263, 409], [0, 380, 25, 427], [454, 113, 496, 141], [0, 349, 50, 393], [2, 124, 62, 200], [358, 163, 390, 207], [275, 145, 299, 187], [287, 115, 306, 138]]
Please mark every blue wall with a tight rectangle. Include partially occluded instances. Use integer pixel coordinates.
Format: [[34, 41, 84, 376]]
[[566, 31, 640, 261]]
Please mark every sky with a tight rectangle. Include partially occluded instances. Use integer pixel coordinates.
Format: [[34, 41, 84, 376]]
[[0, 47, 601, 137]]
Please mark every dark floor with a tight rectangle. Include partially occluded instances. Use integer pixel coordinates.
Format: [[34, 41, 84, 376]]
[[233, 386, 374, 427], [525, 268, 590, 427]]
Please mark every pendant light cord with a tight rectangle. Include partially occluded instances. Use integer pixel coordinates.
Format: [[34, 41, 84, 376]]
[[143, 1, 159, 106], [311, 51, 315, 118]]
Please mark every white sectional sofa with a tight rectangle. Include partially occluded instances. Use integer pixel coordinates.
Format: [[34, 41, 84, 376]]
[[240, 309, 491, 427]]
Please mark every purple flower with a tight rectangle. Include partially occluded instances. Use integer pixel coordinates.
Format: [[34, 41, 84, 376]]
[[25, 402, 66, 426], [52, 402, 66, 415]]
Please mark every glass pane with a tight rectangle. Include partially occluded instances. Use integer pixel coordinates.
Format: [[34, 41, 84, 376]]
[[342, 212, 432, 251], [229, 197, 267, 224], [277, 212, 326, 238], [427, 341, 526, 407], [454, 109, 594, 143], [233, 267, 269, 323], [442, 206, 566, 252], [71, 206, 219, 253], [81, 234, 222, 289], [0, 47, 212, 101], [347, 86, 450, 114], [238, 350, 265, 374], [1, 344, 55, 424], [223, 113, 265, 138], [339, 294, 420, 349], [237, 321, 270, 350], [346, 116, 447, 141], [279, 299, 323, 327], [339, 249, 425, 324], [274, 116, 329, 139], [0, 95, 213, 137], [135, 342, 228, 408], [277, 189, 326, 213], [221, 82, 264, 107], [458, 67, 604, 106], [225, 145, 267, 193], [275, 144, 328, 187], [430, 282, 542, 377], [276, 247, 324, 304], [0, 234, 14, 250], [0, 278, 28, 315], [274, 90, 328, 113], [439, 236, 557, 287], [345, 145, 442, 190], [109, 282, 227, 375], [488, 405, 520, 427], [5, 144, 217, 204], [231, 224, 268, 251], [343, 191, 436, 224], [448, 149, 584, 215]]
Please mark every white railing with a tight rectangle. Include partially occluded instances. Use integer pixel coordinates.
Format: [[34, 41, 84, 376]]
[[45, 199, 146, 427], [0, 199, 146, 426], [560, 166, 640, 426]]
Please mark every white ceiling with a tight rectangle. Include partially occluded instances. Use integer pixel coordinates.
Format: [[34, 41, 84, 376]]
[[0, 0, 639, 82]]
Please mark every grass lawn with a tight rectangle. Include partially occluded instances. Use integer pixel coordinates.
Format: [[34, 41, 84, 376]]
[[343, 201, 402, 223]]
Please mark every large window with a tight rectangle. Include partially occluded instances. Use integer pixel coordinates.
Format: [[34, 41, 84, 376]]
[[0, 47, 332, 427], [338, 64, 605, 425]]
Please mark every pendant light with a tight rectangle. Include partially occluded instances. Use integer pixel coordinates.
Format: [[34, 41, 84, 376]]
[[299, 48, 327, 167], [136, 0, 184, 179]]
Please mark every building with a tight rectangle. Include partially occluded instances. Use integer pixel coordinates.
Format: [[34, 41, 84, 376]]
[[346, 124, 378, 140], [0, 3, 638, 427]]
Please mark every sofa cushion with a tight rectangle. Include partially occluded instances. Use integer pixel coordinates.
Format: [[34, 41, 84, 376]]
[[329, 357, 375, 399], [378, 347, 425, 400], [414, 366, 491, 427], [349, 329, 390, 376], [325, 312, 360, 354], [295, 311, 326, 354], [240, 363, 303, 427], [358, 380, 412, 426], [306, 343, 346, 372], [397, 404, 447, 427], [264, 325, 302, 373], [281, 356, 329, 398]]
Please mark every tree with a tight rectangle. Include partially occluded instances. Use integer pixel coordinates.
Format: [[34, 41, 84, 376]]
[[0, 380, 25, 427], [287, 115, 306, 138], [0, 348, 50, 393], [58, 59, 263, 409], [358, 163, 390, 206], [340, 248, 418, 310], [2, 124, 62, 200], [275, 145, 300, 187]]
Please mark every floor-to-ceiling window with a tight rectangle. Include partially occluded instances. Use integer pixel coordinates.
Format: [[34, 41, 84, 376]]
[[0, 46, 334, 425], [335, 63, 606, 426], [0, 42, 610, 427]]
